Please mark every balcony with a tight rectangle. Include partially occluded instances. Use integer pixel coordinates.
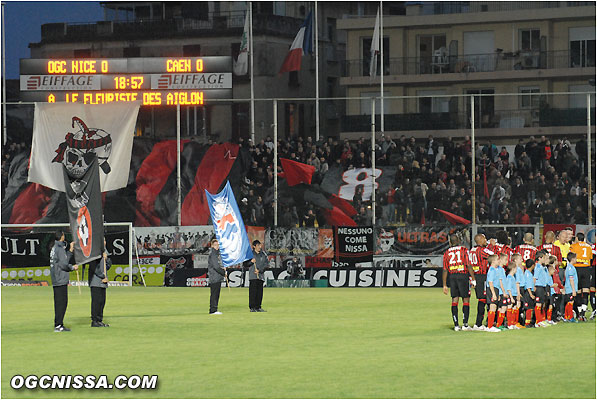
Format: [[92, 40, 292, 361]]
[[342, 1, 591, 18], [38, 12, 302, 44], [340, 107, 596, 133], [343, 50, 595, 78]]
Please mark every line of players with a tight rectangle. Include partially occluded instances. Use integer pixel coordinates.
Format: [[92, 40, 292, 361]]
[[442, 227, 596, 331]]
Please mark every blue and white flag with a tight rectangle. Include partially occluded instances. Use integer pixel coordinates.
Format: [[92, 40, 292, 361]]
[[205, 181, 254, 267]]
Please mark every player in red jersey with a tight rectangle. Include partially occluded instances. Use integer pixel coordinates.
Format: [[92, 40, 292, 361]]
[[537, 231, 563, 263], [442, 234, 476, 331], [514, 232, 537, 263], [469, 233, 494, 330], [488, 231, 513, 262]]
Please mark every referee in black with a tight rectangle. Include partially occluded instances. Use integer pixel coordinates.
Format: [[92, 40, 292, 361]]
[[50, 231, 78, 332]]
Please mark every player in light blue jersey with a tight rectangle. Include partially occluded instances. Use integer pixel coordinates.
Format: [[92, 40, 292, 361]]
[[505, 262, 519, 329], [564, 252, 579, 322], [523, 259, 536, 327], [495, 254, 509, 330], [533, 250, 550, 327], [485, 254, 502, 332], [512, 253, 525, 328]]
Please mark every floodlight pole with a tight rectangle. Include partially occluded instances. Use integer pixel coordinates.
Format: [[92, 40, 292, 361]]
[[177, 104, 181, 226], [588, 93, 592, 225], [249, 1, 255, 143], [2, 2, 6, 145], [273, 99, 278, 226], [315, 0, 320, 142], [371, 98, 376, 227], [471, 95, 477, 238]]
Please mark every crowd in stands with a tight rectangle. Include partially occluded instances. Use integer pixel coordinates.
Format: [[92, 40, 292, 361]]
[[236, 134, 595, 227], [1, 140, 30, 199], [1, 133, 594, 228]]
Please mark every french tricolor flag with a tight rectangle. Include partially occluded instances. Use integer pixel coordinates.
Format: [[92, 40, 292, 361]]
[[279, 11, 313, 74]]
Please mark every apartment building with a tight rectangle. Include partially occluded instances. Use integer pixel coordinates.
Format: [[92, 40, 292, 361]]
[[338, 1, 596, 139]]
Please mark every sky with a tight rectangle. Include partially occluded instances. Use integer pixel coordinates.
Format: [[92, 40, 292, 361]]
[[3, 1, 104, 79]]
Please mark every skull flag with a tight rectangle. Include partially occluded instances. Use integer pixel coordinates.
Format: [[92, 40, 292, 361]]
[[29, 102, 140, 192], [63, 155, 104, 265], [205, 181, 253, 267]]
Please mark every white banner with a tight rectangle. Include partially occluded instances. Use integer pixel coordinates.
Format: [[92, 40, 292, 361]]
[[28, 102, 140, 192], [373, 255, 443, 270], [151, 73, 232, 89], [21, 75, 101, 91]]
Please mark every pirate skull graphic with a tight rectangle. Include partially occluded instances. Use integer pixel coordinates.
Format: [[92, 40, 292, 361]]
[[53, 116, 112, 179], [378, 229, 395, 252]]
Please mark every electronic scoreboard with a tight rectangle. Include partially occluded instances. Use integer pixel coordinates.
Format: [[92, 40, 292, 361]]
[[19, 57, 233, 106]]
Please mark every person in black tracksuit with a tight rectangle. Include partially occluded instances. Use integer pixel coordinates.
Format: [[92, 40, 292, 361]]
[[247, 240, 268, 312], [50, 231, 78, 332], [207, 239, 226, 315], [89, 243, 111, 327]]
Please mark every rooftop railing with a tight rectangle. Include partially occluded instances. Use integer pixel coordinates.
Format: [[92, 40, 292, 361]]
[[344, 50, 595, 78], [39, 12, 302, 43]]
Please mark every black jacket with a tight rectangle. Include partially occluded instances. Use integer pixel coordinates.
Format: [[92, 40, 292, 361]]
[[248, 250, 268, 281], [207, 248, 226, 284], [90, 256, 112, 288], [50, 241, 74, 287]]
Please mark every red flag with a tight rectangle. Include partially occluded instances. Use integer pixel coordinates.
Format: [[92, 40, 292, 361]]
[[435, 208, 471, 225], [322, 206, 356, 227], [328, 194, 357, 217], [280, 158, 315, 186], [483, 166, 489, 199]]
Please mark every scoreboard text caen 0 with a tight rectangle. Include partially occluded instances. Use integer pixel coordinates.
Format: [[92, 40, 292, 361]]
[[20, 57, 232, 75]]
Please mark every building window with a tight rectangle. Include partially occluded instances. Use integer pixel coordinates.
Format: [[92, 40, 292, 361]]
[[327, 77, 336, 98], [569, 27, 596, 67], [361, 37, 389, 76], [519, 87, 541, 109], [360, 91, 390, 115], [570, 39, 596, 67], [519, 29, 540, 52], [273, 2, 286, 16], [327, 18, 336, 42], [289, 71, 299, 87], [418, 34, 446, 74], [569, 84, 596, 109], [417, 90, 449, 113]]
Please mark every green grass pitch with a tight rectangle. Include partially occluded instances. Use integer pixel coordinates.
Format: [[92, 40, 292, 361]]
[[2, 286, 595, 399]]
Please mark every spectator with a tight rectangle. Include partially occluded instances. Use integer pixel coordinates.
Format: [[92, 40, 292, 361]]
[[301, 209, 316, 227], [498, 146, 509, 163], [515, 208, 530, 224], [425, 135, 439, 166], [490, 182, 506, 223]]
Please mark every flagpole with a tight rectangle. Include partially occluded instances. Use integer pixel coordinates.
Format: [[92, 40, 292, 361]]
[[177, 104, 181, 226], [273, 99, 278, 226], [587, 93, 592, 225], [2, 3, 6, 145], [315, 0, 320, 142], [379, 0, 384, 134], [249, 2, 255, 143], [471, 95, 476, 237], [371, 98, 376, 227]]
